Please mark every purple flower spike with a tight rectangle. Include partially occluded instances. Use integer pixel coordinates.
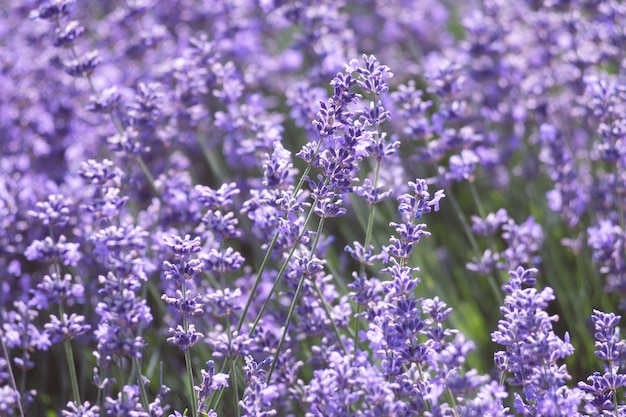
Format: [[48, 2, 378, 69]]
[[492, 266, 582, 416]]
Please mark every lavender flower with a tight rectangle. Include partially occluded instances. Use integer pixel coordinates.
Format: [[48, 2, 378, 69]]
[[44, 313, 90, 344], [10, 0, 626, 415], [195, 360, 229, 415], [94, 271, 152, 367], [29, 0, 74, 21], [161, 234, 206, 351], [27, 194, 72, 227], [0, 385, 20, 416], [468, 210, 544, 274], [492, 266, 581, 416], [62, 401, 100, 417], [103, 385, 149, 417], [240, 356, 277, 417], [579, 310, 626, 415]]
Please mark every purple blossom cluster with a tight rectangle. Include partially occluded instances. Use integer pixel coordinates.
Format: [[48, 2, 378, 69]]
[[3, 0, 626, 416]]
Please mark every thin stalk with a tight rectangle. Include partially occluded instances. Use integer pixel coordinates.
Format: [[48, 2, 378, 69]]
[[59, 307, 81, 405], [266, 214, 327, 383], [610, 363, 620, 417], [181, 277, 198, 417], [196, 131, 230, 184], [0, 328, 25, 417], [227, 315, 241, 417], [48, 224, 81, 407], [468, 181, 486, 218], [184, 345, 198, 417], [133, 357, 150, 412], [235, 139, 323, 335], [311, 281, 350, 355], [209, 197, 320, 411], [353, 155, 383, 355], [236, 232, 279, 334], [249, 199, 318, 334], [54, 17, 159, 198], [446, 187, 502, 300], [446, 387, 460, 417]]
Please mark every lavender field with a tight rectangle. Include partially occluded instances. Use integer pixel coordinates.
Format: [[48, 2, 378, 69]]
[[2, 0, 626, 415]]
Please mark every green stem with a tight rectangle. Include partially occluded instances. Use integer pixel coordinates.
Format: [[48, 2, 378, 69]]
[[468, 181, 486, 219], [134, 155, 159, 198], [353, 156, 383, 355], [311, 280, 350, 355], [195, 131, 229, 184], [446, 187, 502, 300], [228, 316, 241, 417], [184, 346, 198, 417], [210, 195, 320, 411], [63, 338, 81, 405], [133, 357, 151, 412], [362, 157, 382, 254], [181, 278, 198, 417], [54, 17, 160, 199], [235, 139, 323, 335], [266, 215, 326, 383], [0, 329, 25, 417], [249, 200, 318, 334]]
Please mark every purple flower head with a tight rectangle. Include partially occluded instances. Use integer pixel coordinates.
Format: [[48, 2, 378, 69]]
[[91, 225, 148, 261], [44, 313, 90, 344], [27, 194, 72, 227], [344, 242, 389, 266], [161, 234, 205, 285], [442, 149, 480, 184], [166, 324, 203, 351], [201, 210, 242, 241], [0, 385, 20, 416], [239, 356, 277, 417], [2, 301, 50, 352], [471, 208, 510, 237], [391, 80, 433, 141], [24, 235, 81, 267], [459, 381, 510, 416], [579, 368, 626, 415], [125, 82, 165, 131], [107, 127, 145, 156], [53, 20, 85, 48], [161, 290, 204, 318], [469, 214, 544, 275], [195, 360, 229, 414], [35, 273, 85, 307], [591, 310, 624, 355], [64, 50, 101, 78], [209, 331, 252, 359], [162, 234, 201, 258], [347, 54, 394, 97], [263, 142, 294, 189], [305, 350, 404, 416], [387, 222, 430, 259], [78, 159, 124, 185], [492, 266, 581, 414], [205, 287, 242, 317], [583, 74, 626, 163], [587, 220, 626, 294], [86, 87, 121, 114], [425, 58, 465, 99], [103, 385, 149, 417], [397, 178, 445, 222], [202, 247, 245, 274], [95, 271, 152, 366], [500, 216, 544, 271], [578, 308, 626, 417], [29, 0, 75, 21]]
